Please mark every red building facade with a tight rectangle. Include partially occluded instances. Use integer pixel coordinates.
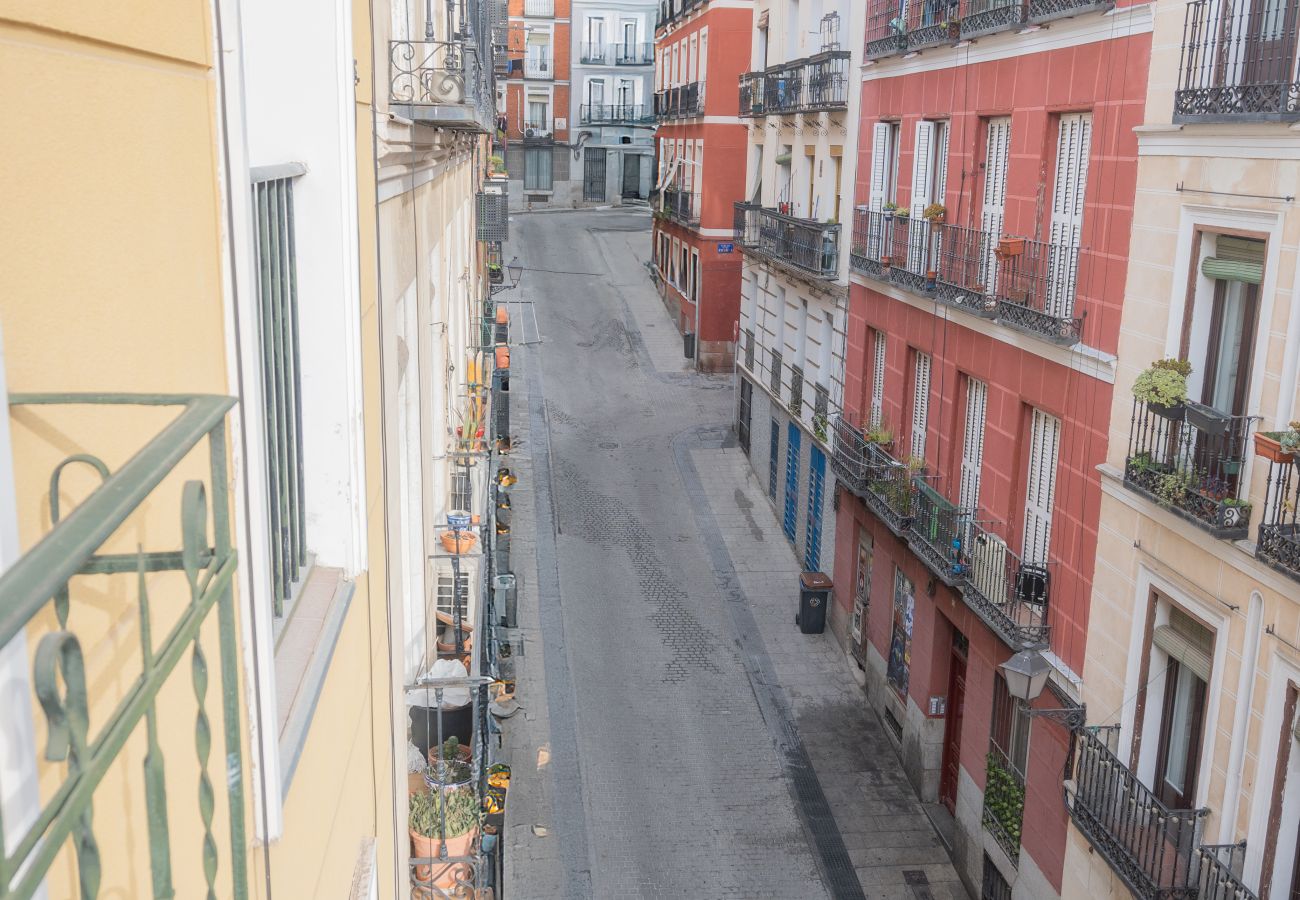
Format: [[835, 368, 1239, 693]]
[[505, 0, 575, 205], [829, 5, 1150, 896], [651, 0, 751, 371]]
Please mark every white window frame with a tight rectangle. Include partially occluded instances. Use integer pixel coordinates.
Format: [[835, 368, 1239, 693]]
[[1022, 408, 1060, 567], [1047, 112, 1092, 317], [910, 351, 930, 461], [959, 377, 987, 514]]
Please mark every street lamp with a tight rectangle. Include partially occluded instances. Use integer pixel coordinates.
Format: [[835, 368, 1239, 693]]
[[506, 256, 524, 288], [999, 648, 1053, 703]]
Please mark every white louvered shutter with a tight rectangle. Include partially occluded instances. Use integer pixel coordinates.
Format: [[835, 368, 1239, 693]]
[[958, 378, 987, 513], [910, 352, 931, 461], [1047, 113, 1091, 317], [870, 331, 886, 429], [934, 121, 950, 206], [1023, 409, 1061, 567], [908, 121, 936, 271], [980, 117, 1011, 292], [869, 122, 891, 211]]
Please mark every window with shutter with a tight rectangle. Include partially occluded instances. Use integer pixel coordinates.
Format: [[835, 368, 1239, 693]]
[[908, 121, 936, 272], [910, 351, 931, 461], [870, 330, 886, 429], [959, 378, 987, 514], [869, 122, 891, 211], [980, 117, 1011, 292], [1023, 408, 1061, 567], [1047, 113, 1091, 318], [934, 121, 950, 208]]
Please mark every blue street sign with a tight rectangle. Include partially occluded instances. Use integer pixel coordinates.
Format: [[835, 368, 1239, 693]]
[[717, 242, 734, 254]]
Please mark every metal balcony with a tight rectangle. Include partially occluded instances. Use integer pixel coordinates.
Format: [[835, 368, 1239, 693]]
[[932, 222, 1000, 317], [993, 236, 1083, 345], [524, 0, 554, 15], [390, 39, 495, 131], [661, 187, 701, 226], [476, 189, 509, 242], [908, 479, 975, 585], [1123, 399, 1255, 540], [831, 416, 873, 494], [733, 202, 841, 279], [654, 82, 705, 119], [754, 52, 851, 113], [865, 0, 910, 60], [739, 71, 766, 116], [580, 103, 653, 125], [862, 443, 916, 536], [962, 0, 1026, 37], [580, 42, 610, 64], [657, 0, 705, 29], [614, 42, 654, 65], [524, 52, 552, 78], [1256, 450, 1300, 581], [1175, 0, 1300, 121], [1068, 727, 1218, 900], [0, 394, 249, 899], [962, 521, 1051, 649]]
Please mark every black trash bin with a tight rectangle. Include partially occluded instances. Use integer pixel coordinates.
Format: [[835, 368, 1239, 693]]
[[795, 571, 833, 634], [683, 331, 695, 359]]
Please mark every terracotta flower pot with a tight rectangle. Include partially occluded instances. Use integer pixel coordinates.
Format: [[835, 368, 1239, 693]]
[[410, 825, 479, 890], [1254, 432, 1295, 463], [440, 530, 478, 553], [495, 306, 509, 325], [495, 346, 510, 370]]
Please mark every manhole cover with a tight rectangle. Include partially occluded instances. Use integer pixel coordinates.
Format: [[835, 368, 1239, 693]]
[[599, 441, 619, 449]]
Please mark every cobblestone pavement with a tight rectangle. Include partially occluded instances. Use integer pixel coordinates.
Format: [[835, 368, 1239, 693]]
[[500, 209, 966, 900]]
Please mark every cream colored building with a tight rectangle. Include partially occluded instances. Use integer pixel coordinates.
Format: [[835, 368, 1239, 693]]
[[1063, 1, 1300, 897], [0, 0, 501, 896]]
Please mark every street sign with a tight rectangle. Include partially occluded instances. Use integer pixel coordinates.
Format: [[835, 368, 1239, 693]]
[[717, 242, 734, 254]]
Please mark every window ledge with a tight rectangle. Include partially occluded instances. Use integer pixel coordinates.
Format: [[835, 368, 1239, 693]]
[[276, 564, 356, 797]]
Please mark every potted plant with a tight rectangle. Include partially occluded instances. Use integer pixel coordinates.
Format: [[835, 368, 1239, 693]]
[[865, 423, 893, 448], [440, 529, 478, 554], [1255, 421, 1300, 463], [994, 236, 1025, 260], [1184, 399, 1230, 435], [922, 203, 946, 227], [409, 786, 480, 890], [813, 413, 829, 442], [424, 737, 473, 790], [882, 201, 900, 218], [1132, 358, 1191, 421], [487, 262, 503, 284]]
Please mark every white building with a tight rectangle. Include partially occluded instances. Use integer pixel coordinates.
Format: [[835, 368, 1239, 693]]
[[733, 1, 864, 579], [570, 0, 657, 203]]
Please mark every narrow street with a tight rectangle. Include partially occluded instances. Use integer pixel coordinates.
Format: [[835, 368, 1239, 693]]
[[499, 209, 965, 900]]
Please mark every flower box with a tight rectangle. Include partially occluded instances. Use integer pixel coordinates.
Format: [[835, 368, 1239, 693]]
[[1254, 432, 1295, 463], [1185, 400, 1230, 435], [994, 236, 1025, 259], [1148, 401, 1186, 422]]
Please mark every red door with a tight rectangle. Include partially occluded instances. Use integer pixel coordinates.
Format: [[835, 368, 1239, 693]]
[[939, 635, 968, 812]]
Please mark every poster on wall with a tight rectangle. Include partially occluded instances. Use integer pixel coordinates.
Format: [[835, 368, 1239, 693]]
[[886, 567, 914, 697], [851, 530, 872, 647]]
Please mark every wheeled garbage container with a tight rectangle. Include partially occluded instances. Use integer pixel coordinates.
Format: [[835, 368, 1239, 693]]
[[795, 571, 833, 634]]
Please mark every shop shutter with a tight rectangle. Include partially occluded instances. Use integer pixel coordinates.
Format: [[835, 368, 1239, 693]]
[[910, 352, 931, 461], [1022, 408, 1061, 567]]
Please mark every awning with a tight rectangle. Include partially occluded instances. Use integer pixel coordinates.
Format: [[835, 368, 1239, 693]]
[[1202, 234, 1265, 285]]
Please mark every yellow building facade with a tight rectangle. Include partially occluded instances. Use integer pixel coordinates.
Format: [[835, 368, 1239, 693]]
[[1062, 1, 1300, 897], [0, 0, 501, 896]]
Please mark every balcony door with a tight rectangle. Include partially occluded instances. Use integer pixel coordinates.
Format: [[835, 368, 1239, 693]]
[[1242, 0, 1299, 86], [980, 117, 1011, 292], [1185, 235, 1264, 418], [1047, 113, 1091, 317], [1150, 607, 1213, 809]]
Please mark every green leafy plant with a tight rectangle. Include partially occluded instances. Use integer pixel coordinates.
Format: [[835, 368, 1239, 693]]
[[813, 413, 828, 442], [1155, 469, 1195, 505], [983, 752, 1025, 848], [882, 201, 900, 214], [427, 737, 473, 785], [1133, 358, 1191, 407], [865, 423, 893, 446], [922, 203, 946, 222], [410, 787, 480, 839], [1280, 421, 1300, 452], [489, 154, 506, 173]]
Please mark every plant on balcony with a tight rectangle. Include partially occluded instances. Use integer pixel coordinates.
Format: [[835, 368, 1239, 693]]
[[865, 423, 893, 447], [1154, 468, 1195, 506], [922, 203, 946, 225], [487, 262, 503, 284], [1254, 424, 1300, 463], [882, 201, 900, 216], [1133, 358, 1191, 419], [425, 737, 473, 788], [813, 413, 829, 442], [410, 786, 481, 888], [983, 752, 1025, 851], [489, 154, 506, 175]]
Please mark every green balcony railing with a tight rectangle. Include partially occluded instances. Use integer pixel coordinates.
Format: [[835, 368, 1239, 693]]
[[0, 393, 247, 900]]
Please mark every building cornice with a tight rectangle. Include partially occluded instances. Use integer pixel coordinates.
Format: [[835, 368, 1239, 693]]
[[1136, 122, 1300, 159]]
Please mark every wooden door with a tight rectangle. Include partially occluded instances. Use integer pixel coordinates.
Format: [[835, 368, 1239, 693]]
[[939, 636, 968, 812]]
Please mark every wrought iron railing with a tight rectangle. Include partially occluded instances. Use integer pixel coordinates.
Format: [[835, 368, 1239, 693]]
[[1123, 399, 1255, 540], [932, 221, 999, 317], [739, 71, 766, 116], [962, 0, 1027, 37], [863, 443, 916, 535], [1195, 844, 1259, 900], [1175, 0, 1300, 122], [662, 187, 701, 225], [962, 521, 1051, 649], [580, 42, 610, 64], [657, 0, 705, 28], [763, 61, 806, 113], [524, 0, 554, 15], [850, 206, 891, 275], [614, 41, 654, 64], [983, 743, 1026, 862], [865, 0, 910, 58], [391, 40, 484, 126], [1027, 0, 1113, 23], [885, 215, 931, 293], [1068, 727, 1210, 899], [654, 82, 705, 118], [993, 237, 1083, 345], [907, 0, 960, 48], [831, 415, 872, 494], [733, 202, 841, 278], [524, 52, 551, 78], [0, 394, 248, 900], [580, 103, 653, 124], [1257, 450, 1300, 581], [908, 479, 973, 585]]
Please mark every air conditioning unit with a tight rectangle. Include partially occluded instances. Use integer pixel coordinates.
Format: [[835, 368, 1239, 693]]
[[970, 530, 1010, 605]]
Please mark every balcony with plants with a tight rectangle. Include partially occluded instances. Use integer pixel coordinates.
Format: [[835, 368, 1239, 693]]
[[733, 201, 841, 280], [850, 206, 1082, 346], [654, 82, 705, 119], [1066, 726, 1259, 900], [1253, 420, 1300, 580], [1122, 358, 1255, 540], [1174, 0, 1300, 122], [908, 479, 975, 586]]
